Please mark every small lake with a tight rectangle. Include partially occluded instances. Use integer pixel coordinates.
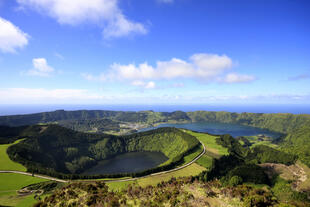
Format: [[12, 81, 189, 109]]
[[83, 151, 168, 175], [139, 122, 282, 138]]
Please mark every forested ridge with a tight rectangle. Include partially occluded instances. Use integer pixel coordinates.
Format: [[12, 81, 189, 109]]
[[3, 125, 199, 178], [1, 109, 310, 134]]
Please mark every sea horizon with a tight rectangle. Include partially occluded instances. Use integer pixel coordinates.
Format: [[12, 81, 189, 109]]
[[0, 104, 309, 116]]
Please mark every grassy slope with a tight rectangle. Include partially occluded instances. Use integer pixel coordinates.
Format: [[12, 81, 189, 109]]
[[0, 173, 47, 207], [106, 181, 136, 191], [137, 163, 206, 187], [281, 124, 310, 167], [107, 163, 206, 190], [0, 139, 26, 171], [185, 130, 229, 158]]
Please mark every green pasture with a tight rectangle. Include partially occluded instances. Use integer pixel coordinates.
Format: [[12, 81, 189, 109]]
[[137, 163, 206, 187], [0, 173, 48, 207], [0, 139, 26, 171], [184, 130, 229, 157]]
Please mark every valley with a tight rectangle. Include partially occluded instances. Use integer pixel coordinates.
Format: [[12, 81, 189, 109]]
[[0, 110, 309, 206]]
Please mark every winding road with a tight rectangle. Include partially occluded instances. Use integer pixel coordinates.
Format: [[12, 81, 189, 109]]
[[0, 141, 206, 184]]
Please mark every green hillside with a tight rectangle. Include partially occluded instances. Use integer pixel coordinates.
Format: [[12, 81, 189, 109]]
[[1, 110, 310, 134], [0, 139, 26, 171], [5, 125, 199, 178], [280, 124, 310, 167], [187, 111, 310, 133]]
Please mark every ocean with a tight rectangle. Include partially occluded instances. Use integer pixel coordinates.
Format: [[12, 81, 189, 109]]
[[0, 104, 309, 116]]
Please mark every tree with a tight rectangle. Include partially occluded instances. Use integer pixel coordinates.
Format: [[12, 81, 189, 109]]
[[229, 176, 242, 186]]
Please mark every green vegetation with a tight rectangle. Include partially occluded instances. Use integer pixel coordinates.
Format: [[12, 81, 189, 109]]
[[0, 110, 309, 206], [196, 154, 213, 169], [2, 109, 310, 135], [176, 144, 204, 167], [0, 173, 47, 207], [247, 145, 297, 165], [5, 125, 199, 179], [58, 118, 121, 133], [185, 130, 229, 158], [106, 181, 136, 191], [0, 173, 47, 192], [272, 176, 309, 206], [137, 163, 206, 187], [187, 111, 310, 134], [242, 135, 279, 149], [0, 139, 26, 171], [280, 124, 310, 167], [34, 176, 309, 207]]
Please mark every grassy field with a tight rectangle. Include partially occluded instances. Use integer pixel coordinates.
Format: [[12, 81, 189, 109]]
[[106, 180, 136, 191], [245, 136, 279, 149], [0, 173, 48, 206], [0, 139, 27, 171], [196, 154, 213, 169], [138, 163, 206, 187], [185, 130, 229, 158]]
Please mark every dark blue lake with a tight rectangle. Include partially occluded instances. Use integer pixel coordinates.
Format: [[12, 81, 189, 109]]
[[139, 122, 282, 138], [83, 151, 168, 175]]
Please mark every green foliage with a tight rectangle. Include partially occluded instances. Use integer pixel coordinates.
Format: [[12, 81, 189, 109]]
[[58, 118, 121, 133], [187, 111, 310, 134], [280, 124, 310, 167], [216, 134, 248, 158], [229, 176, 243, 186], [6, 125, 199, 178], [246, 145, 297, 165], [2, 110, 309, 135], [272, 176, 309, 206], [225, 164, 269, 185]]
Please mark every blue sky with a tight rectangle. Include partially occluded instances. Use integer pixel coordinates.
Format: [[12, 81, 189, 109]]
[[0, 0, 309, 105]]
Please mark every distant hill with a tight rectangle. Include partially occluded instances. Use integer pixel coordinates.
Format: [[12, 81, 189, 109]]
[[1, 109, 309, 134]]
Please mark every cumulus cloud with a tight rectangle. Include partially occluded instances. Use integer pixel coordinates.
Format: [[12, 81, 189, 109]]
[[26, 58, 55, 77], [109, 53, 234, 81], [0, 17, 29, 53], [16, 0, 147, 38], [83, 53, 255, 88]]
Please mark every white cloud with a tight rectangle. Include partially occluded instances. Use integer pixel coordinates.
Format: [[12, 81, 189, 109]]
[[107, 53, 234, 81], [26, 58, 55, 77], [17, 0, 147, 38], [220, 73, 256, 83], [83, 53, 255, 87], [0, 17, 29, 53], [132, 80, 156, 89]]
